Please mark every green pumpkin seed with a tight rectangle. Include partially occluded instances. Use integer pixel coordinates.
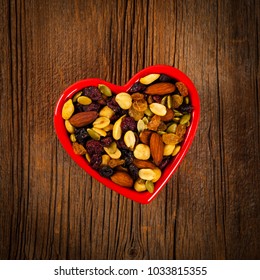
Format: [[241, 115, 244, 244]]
[[72, 91, 82, 102], [144, 107, 153, 117], [161, 96, 167, 106], [87, 128, 100, 140], [167, 123, 177, 133], [142, 117, 149, 125], [180, 113, 191, 124], [167, 95, 173, 108], [185, 96, 190, 104], [145, 180, 154, 193], [173, 109, 183, 117], [98, 84, 112, 97], [172, 94, 183, 108], [77, 96, 92, 105], [173, 117, 180, 123]]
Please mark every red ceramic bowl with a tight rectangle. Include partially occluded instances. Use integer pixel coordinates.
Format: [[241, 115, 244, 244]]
[[54, 65, 200, 204]]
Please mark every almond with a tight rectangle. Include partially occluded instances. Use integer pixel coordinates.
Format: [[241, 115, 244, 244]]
[[150, 133, 164, 166], [69, 111, 98, 128], [111, 171, 133, 188], [133, 159, 157, 169], [145, 82, 176, 95]]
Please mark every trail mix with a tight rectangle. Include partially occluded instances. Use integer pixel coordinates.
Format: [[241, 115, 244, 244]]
[[61, 73, 193, 193]]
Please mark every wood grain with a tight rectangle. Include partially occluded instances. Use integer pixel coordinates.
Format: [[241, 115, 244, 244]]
[[0, 0, 259, 260]]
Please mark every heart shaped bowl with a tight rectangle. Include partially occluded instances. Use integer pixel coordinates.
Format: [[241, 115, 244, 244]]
[[54, 65, 200, 204]]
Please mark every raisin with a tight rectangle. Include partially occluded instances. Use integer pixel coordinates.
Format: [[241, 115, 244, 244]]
[[107, 96, 122, 113], [152, 95, 162, 103], [159, 157, 172, 170], [121, 116, 137, 133], [116, 138, 128, 150], [128, 164, 139, 181], [83, 86, 102, 101], [89, 154, 102, 170], [82, 102, 101, 112], [98, 165, 114, 178], [128, 82, 147, 93], [158, 74, 176, 83], [100, 136, 113, 147], [85, 140, 103, 156], [179, 104, 193, 113], [121, 149, 134, 166], [75, 128, 89, 145]]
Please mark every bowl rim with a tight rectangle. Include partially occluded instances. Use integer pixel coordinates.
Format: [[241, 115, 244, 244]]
[[54, 65, 200, 204]]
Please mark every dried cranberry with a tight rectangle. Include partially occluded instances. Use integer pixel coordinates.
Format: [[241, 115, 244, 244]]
[[75, 128, 89, 145], [89, 154, 102, 170], [85, 140, 103, 156], [121, 116, 137, 133], [128, 82, 146, 93], [100, 136, 113, 147], [179, 104, 193, 113], [83, 86, 102, 101], [121, 149, 134, 166], [74, 103, 85, 113], [128, 164, 139, 181], [159, 157, 172, 170], [98, 166, 114, 178], [82, 103, 101, 112]]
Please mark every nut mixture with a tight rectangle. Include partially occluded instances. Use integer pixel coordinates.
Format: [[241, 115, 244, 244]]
[[61, 74, 193, 193]]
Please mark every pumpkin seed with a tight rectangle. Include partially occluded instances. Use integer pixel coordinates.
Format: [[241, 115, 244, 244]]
[[77, 96, 92, 105], [72, 91, 82, 102], [98, 84, 112, 97], [137, 119, 146, 132], [172, 94, 183, 108], [144, 107, 154, 117], [145, 180, 155, 193], [173, 109, 183, 117], [87, 128, 100, 140], [70, 134, 77, 142], [172, 145, 181, 156], [180, 113, 191, 124], [167, 95, 173, 108], [185, 96, 190, 104], [167, 123, 177, 133]]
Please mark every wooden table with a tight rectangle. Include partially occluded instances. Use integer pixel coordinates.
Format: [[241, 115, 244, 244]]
[[1, 0, 259, 260]]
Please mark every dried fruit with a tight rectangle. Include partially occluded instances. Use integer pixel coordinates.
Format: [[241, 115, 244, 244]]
[[99, 165, 114, 177], [128, 106, 144, 121], [72, 142, 86, 155], [145, 82, 176, 95], [69, 111, 98, 128], [147, 115, 161, 131], [180, 113, 191, 125], [133, 99, 148, 112], [62, 99, 74, 120], [111, 171, 133, 187], [150, 133, 164, 166], [176, 82, 188, 97], [162, 133, 180, 145], [108, 159, 125, 168], [161, 108, 174, 122], [139, 130, 152, 145]]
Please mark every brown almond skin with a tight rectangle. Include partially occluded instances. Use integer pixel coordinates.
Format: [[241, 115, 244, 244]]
[[144, 82, 176, 95], [69, 111, 98, 128], [133, 159, 157, 169], [150, 133, 164, 166], [111, 171, 134, 188]]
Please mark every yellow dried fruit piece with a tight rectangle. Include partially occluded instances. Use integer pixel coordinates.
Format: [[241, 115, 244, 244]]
[[138, 169, 156, 181], [140, 73, 160, 85], [162, 133, 180, 145], [92, 127, 107, 137], [62, 99, 74, 120], [108, 159, 125, 168], [93, 117, 110, 129], [172, 145, 181, 156], [134, 178, 147, 192], [180, 113, 191, 125], [112, 115, 125, 140], [131, 93, 145, 101], [115, 92, 132, 109], [147, 115, 161, 131], [133, 99, 148, 112], [128, 106, 144, 121], [152, 167, 162, 182], [163, 144, 176, 156], [124, 130, 136, 150], [133, 144, 150, 160], [149, 103, 167, 116], [172, 95, 183, 108], [72, 142, 86, 155], [99, 105, 115, 119], [176, 124, 187, 137], [77, 96, 92, 105], [101, 154, 110, 166], [65, 120, 75, 134]]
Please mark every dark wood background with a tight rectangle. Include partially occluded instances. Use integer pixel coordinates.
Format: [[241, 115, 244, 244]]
[[0, 0, 259, 260]]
